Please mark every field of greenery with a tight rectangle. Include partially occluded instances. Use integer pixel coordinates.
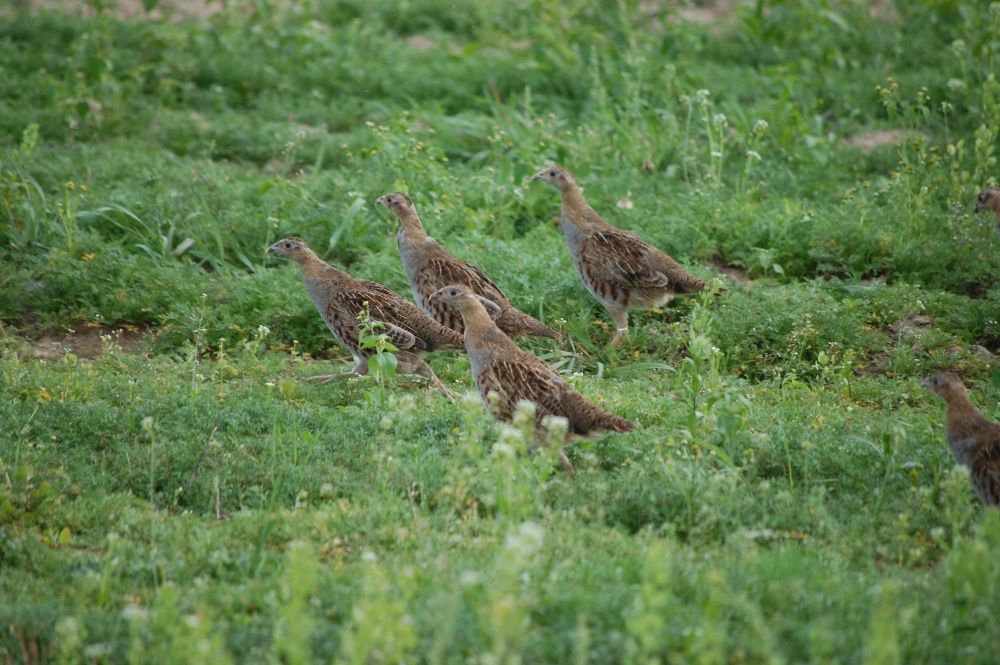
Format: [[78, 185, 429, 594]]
[[2, 0, 1000, 662]]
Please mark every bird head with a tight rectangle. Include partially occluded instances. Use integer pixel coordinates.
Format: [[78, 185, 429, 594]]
[[429, 284, 502, 321], [375, 192, 416, 219], [921, 371, 965, 400], [974, 188, 1000, 215], [266, 236, 312, 260], [532, 165, 576, 191]]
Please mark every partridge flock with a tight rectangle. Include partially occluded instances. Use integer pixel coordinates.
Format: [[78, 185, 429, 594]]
[[266, 166, 999, 503], [266, 237, 462, 396]]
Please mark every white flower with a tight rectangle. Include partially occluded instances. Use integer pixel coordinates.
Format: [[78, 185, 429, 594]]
[[505, 522, 544, 563], [492, 442, 516, 458], [695, 89, 710, 104], [712, 113, 728, 127], [459, 570, 482, 586], [616, 196, 634, 210], [497, 424, 525, 447], [541, 415, 568, 439], [746, 150, 762, 162], [753, 119, 769, 135]]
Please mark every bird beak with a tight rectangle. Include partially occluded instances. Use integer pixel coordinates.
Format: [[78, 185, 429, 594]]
[[919, 378, 931, 389], [375, 196, 387, 207], [265, 242, 278, 254], [531, 172, 543, 182], [975, 202, 984, 213]]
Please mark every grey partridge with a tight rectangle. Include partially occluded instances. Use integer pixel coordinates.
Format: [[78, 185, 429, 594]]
[[533, 165, 707, 346], [974, 187, 1000, 232], [376, 192, 562, 340], [429, 284, 634, 445], [923, 372, 1000, 507], [266, 237, 463, 395]]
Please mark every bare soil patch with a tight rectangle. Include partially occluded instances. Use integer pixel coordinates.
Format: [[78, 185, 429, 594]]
[[19, 324, 147, 360], [18, 0, 228, 21], [842, 130, 914, 152], [708, 257, 752, 285]]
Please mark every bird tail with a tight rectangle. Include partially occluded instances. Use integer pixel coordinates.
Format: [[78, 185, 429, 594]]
[[598, 411, 635, 433], [678, 274, 708, 294], [508, 309, 563, 340], [427, 327, 465, 351], [562, 390, 634, 434]]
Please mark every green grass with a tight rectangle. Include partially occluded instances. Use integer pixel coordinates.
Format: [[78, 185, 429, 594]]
[[2, 0, 1000, 662]]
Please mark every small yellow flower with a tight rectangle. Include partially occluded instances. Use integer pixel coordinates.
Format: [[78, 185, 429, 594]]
[[81, 252, 96, 261]]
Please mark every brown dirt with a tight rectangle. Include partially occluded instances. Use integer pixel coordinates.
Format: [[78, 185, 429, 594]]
[[634, 1, 746, 34], [406, 35, 437, 52], [16, 0, 229, 22], [842, 130, 915, 153], [19, 324, 147, 360], [708, 257, 752, 285]]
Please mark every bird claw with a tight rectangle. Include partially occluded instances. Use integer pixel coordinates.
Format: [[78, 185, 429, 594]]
[[431, 380, 457, 400], [302, 372, 362, 384], [558, 449, 576, 476]]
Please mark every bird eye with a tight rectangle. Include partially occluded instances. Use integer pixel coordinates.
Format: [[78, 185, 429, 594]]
[[284, 242, 292, 249], [450, 289, 457, 296], [549, 171, 556, 177]]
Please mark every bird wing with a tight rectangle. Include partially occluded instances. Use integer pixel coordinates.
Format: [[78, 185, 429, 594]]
[[337, 281, 431, 351], [368, 320, 418, 351], [580, 231, 673, 289], [477, 358, 567, 422], [418, 256, 509, 306], [581, 230, 704, 292], [972, 442, 1000, 506]]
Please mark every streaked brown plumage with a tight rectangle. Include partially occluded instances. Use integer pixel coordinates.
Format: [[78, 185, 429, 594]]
[[533, 165, 708, 345], [923, 371, 1000, 507], [376, 192, 561, 340], [429, 284, 634, 445], [266, 237, 462, 395], [975, 187, 1000, 233]]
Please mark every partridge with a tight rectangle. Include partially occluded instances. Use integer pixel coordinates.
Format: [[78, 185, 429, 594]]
[[266, 237, 463, 395], [430, 284, 634, 444], [533, 165, 707, 346], [376, 192, 561, 340], [974, 187, 1000, 232], [922, 371, 1000, 507]]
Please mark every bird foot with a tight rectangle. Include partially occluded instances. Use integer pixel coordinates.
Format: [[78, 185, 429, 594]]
[[557, 449, 576, 476], [302, 372, 363, 385], [430, 380, 457, 401], [610, 329, 628, 347]]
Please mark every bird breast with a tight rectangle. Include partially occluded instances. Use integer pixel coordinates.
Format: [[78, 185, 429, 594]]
[[946, 433, 979, 467]]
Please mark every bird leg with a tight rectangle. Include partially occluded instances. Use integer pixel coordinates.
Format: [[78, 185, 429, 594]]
[[400, 356, 455, 400], [608, 308, 630, 347], [557, 448, 576, 476], [302, 358, 368, 384]]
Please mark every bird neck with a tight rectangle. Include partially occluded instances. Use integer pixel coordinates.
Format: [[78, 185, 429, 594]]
[[396, 212, 428, 242], [460, 301, 517, 353], [559, 186, 604, 232], [943, 387, 992, 441], [295, 250, 334, 281]]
